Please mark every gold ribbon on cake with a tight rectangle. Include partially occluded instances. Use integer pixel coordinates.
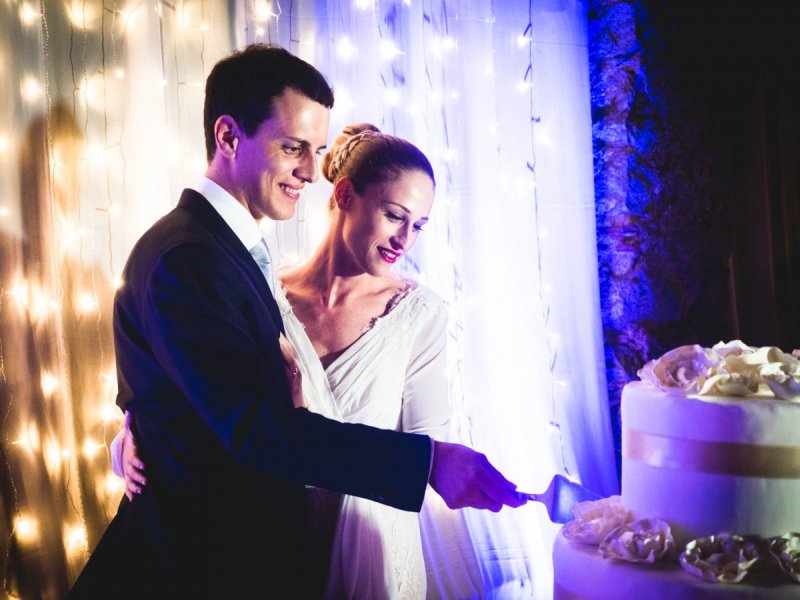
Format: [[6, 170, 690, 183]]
[[623, 429, 800, 478]]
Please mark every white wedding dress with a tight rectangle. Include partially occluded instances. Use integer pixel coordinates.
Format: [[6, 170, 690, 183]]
[[275, 279, 451, 600]]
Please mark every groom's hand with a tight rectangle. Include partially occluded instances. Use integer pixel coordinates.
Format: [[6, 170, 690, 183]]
[[428, 440, 527, 512]]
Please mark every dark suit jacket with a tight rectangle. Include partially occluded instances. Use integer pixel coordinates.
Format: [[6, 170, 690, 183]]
[[67, 189, 431, 599]]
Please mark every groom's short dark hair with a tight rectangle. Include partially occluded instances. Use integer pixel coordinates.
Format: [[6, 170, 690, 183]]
[[203, 43, 334, 161]]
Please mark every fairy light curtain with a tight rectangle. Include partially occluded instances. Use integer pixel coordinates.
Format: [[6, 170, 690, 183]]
[[0, 1, 616, 598]]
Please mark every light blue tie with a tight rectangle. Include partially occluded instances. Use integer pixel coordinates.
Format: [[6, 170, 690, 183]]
[[249, 239, 276, 293]]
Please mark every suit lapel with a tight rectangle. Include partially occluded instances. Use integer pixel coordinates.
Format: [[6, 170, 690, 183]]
[[177, 189, 284, 330]]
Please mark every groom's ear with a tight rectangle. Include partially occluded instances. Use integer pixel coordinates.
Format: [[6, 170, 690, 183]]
[[333, 178, 354, 210], [214, 115, 239, 158]]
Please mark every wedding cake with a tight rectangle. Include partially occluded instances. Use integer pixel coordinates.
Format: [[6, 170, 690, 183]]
[[552, 341, 800, 599]]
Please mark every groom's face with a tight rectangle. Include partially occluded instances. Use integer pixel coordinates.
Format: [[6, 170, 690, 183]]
[[235, 87, 330, 222]]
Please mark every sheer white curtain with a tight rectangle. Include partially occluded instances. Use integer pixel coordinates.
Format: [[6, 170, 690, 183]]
[[0, 1, 615, 598], [238, 1, 617, 598]]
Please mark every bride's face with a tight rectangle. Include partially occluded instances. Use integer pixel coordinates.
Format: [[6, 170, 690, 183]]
[[341, 169, 434, 276]]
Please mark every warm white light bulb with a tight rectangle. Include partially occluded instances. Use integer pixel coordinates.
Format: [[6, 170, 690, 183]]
[[68, 1, 95, 27], [253, 0, 274, 22], [21, 75, 43, 102], [105, 472, 125, 495], [13, 423, 40, 452], [41, 372, 60, 397], [43, 437, 64, 474], [19, 2, 40, 24], [64, 523, 88, 555], [76, 292, 99, 313], [15, 516, 39, 543], [82, 438, 105, 459], [102, 403, 120, 422]]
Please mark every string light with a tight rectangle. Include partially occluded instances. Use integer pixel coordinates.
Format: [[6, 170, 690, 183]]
[[336, 36, 357, 61], [43, 437, 66, 475], [19, 2, 40, 25], [40, 372, 60, 397], [76, 292, 99, 314], [64, 523, 88, 556], [253, 0, 278, 23], [104, 472, 125, 496], [82, 438, 105, 460], [378, 39, 403, 61], [20, 74, 43, 102], [14, 516, 39, 544], [331, 85, 356, 114], [383, 88, 401, 107], [12, 422, 40, 453]]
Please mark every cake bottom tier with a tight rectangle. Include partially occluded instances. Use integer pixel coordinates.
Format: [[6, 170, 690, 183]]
[[552, 531, 800, 600]]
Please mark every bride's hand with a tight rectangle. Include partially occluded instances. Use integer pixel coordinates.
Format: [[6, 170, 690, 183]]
[[279, 333, 305, 409], [121, 423, 147, 501]]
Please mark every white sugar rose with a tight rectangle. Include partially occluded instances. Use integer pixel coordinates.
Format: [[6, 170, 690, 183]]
[[640, 340, 800, 401], [755, 348, 800, 401], [679, 533, 762, 584], [637, 345, 718, 394], [768, 533, 800, 583], [710, 339, 753, 358], [562, 495, 632, 546], [599, 518, 678, 564]]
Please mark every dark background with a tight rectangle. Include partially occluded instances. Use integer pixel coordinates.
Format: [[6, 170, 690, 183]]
[[589, 0, 799, 478]]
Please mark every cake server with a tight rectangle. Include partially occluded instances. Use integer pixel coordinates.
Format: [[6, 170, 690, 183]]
[[518, 474, 603, 524]]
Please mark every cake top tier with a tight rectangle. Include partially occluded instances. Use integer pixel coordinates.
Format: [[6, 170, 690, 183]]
[[638, 340, 800, 401]]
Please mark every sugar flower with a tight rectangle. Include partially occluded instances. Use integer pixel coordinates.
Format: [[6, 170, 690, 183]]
[[637, 344, 717, 394], [679, 533, 762, 584], [562, 495, 632, 546], [768, 533, 800, 583], [640, 340, 800, 401], [599, 518, 678, 564]]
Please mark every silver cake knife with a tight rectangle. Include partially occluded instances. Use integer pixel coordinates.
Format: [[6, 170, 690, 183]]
[[517, 474, 604, 524]]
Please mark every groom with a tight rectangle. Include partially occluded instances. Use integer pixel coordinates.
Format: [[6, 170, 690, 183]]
[[68, 43, 525, 599]]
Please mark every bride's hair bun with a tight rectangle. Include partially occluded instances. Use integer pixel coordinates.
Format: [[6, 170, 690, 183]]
[[321, 122, 382, 183]]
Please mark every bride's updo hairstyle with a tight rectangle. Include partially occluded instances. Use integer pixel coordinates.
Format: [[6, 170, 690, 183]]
[[320, 123, 435, 211]]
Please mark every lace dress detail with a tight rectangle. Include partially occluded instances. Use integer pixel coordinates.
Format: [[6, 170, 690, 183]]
[[362, 280, 415, 333]]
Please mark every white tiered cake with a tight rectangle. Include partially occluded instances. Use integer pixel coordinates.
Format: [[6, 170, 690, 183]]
[[553, 341, 800, 599]]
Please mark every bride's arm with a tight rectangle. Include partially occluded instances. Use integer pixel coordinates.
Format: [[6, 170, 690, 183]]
[[400, 294, 451, 440]]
